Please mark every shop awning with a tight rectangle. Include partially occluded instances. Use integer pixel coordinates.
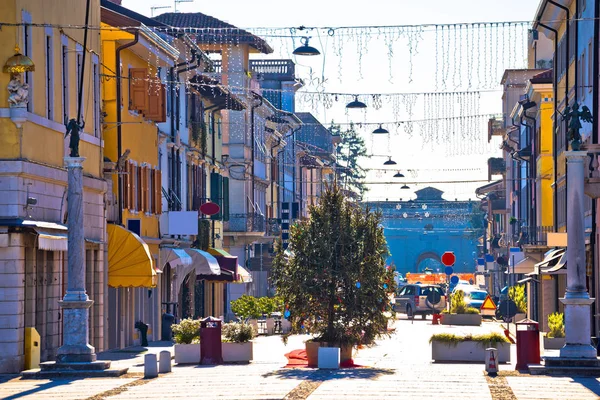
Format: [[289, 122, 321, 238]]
[[542, 249, 566, 274], [207, 248, 233, 258], [35, 228, 68, 251], [107, 224, 156, 288], [204, 248, 252, 283], [528, 248, 566, 276], [184, 248, 221, 276], [161, 247, 193, 269], [238, 265, 253, 283], [505, 256, 540, 275]]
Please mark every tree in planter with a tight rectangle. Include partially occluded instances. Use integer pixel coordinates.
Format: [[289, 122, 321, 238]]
[[508, 284, 527, 314], [171, 318, 201, 344], [271, 184, 396, 347], [547, 312, 565, 338], [445, 290, 480, 314]]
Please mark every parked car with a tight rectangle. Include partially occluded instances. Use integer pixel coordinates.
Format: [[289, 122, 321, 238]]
[[393, 284, 446, 319], [458, 288, 489, 309]]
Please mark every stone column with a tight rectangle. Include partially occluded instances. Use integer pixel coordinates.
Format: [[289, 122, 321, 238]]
[[560, 151, 596, 358], [56, 157, 96, 363]]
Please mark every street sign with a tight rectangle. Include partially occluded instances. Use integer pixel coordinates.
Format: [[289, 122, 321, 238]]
[[480, 295, 497, 317], [450, 275, 459, 285], [199, 202, 220, 216], [444, 266, 454, 276], [441, 251, 456, 267]]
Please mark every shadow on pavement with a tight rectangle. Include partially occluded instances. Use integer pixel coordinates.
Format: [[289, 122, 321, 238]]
[[261, 367, 395, 380], [570, 377, 600, 396], [1, 379, 80, 400]]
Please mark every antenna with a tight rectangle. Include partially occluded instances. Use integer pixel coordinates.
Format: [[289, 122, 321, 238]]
[[174, 0, 194, 13], [150, 5, 171, 16]]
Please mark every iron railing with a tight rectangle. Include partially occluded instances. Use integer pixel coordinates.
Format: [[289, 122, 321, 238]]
[[266, 218, 281, 236], [517, 226, 553, 246], [225, 213, 266, 233]]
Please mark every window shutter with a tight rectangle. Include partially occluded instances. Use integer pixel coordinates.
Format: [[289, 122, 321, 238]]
[[146, 79, 166, 122], [210, 172, 223, 220], [129, 68, 148, 112], [222, 176, 229, 222], [141, 166, 147, 213], [155, 169, 162, 214], [136, 165, 142, 212], [124, 161, 131, 209]]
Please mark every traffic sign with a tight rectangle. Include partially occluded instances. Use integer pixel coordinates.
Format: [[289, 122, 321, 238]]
[[444, 266, 454, 276], [199, 202, 220, 216], [450, 275, 459, 285], [480, 295, 497, 317], [441, 251, 456, 266]]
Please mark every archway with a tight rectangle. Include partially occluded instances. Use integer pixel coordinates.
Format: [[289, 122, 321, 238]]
[[414, 251, 441, 273]]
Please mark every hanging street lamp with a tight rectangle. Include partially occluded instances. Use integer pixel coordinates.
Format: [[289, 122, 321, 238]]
[[346, 95, 367, 109], [372, 124, 389, 134], [383, 156, 397, 166], [293, 37, 320, 56]]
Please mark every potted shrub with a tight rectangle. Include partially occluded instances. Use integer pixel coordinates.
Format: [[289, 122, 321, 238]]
[[221, 322, 257, 363], [230, 295, 261, 332], [257, 297, 276, 334], [171, 318, 201, 364], [544, 312, 565, 350], [441, 290, 482, 326], [430, 332, 511, 362], [272, 184, 397, 368], [509, 284, 527, 322]]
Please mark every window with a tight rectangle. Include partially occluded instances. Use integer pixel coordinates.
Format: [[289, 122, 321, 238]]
[[92, 55, 100, 137], [404, 286, 415, 296], [22, 11, 33, 113], [61, 36, 69, 124], [45, 31, 54, 120], [75, 44, 83, 120]]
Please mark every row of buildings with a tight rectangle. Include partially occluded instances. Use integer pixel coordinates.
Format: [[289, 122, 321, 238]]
[[0, 0, 338, 372], [477, 0, 599, 334]]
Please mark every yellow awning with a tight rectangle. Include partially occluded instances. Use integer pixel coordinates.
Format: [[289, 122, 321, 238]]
[[107, 224, 156, 288]]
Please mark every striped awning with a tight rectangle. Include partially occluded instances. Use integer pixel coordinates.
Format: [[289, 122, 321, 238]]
[[35, 229, 68, 251]]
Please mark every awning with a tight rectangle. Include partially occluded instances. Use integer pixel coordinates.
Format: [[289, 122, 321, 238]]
[[161, 247, 193, 269], [505, 256, 540, 275], [199, 253, 236, 282], [35, 229, 68, 251], [184, 248, 221, 275], [542, 249, 566, 274], [535, 248, 565, 268], [238, 265, 253, 283], [528, 248, 566, 276], [107, 224, 156, 288]]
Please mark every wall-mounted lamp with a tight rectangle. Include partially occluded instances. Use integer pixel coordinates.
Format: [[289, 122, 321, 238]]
[[221, 154, 229, 164]]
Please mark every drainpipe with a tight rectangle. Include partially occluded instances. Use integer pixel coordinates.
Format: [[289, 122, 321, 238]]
[[538, 22, 559, 232], [116, 31, 139, 226], [591, 0, 600, 340], [523, 111, 537, 234], [250, 96, 263, 220]]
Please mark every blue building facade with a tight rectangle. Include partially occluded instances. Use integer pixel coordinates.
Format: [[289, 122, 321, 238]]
[[365, 187, 479, 276]]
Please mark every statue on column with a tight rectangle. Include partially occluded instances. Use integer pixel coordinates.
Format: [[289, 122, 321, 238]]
[[65, 119, 85, 158], [7, 75, 29, 107], [562, 103, 593, 151]]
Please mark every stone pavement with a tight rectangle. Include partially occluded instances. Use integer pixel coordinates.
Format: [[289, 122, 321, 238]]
[[1, 317, 600, 399]]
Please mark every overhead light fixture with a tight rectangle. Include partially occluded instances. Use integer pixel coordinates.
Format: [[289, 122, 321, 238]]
[[401, 184, 410, 189], [383, 157, 397, 166], [346, 95, 367, 109], [372, 124, 389, 134], [393, 171, 404, 178], [293, 37, 321, 56], [3, 45, 35, 75]]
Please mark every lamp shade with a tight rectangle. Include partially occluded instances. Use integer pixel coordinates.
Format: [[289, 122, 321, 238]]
[[401, 184, 410, 189], [346, 96, 367, 109], [372, 124, 389, 134], [3, 45, 35, 74], [383, 157, 397, 166], [393, 171, 405, 178], [293, 37, 320, 56]]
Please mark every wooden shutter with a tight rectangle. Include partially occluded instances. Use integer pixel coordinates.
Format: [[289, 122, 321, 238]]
[[136, 165, 142, 212], [146, 80, 166, 122], [140, 166, 147, 213], [123, 161, 131, 210], [210, 172, 223, 221], [129, 68, 148, 112], [153, 168, 162, 215], [222, 176, 229, 222]]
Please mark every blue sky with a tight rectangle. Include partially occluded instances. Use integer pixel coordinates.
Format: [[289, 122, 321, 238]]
[[124, 0, 541, 201]]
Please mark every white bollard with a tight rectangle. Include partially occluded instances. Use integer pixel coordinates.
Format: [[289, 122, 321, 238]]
[[159, 350, 172, 373], [485, 347, 498, 375], [318, 347, 340, 369], [144, 353, 158, 378]]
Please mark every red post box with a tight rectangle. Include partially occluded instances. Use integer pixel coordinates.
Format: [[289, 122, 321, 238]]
[[515, 319, 540, 370], [200, 316, 223, 365]]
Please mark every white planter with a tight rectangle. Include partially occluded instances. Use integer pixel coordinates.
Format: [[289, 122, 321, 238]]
[[222, 342, 253, 363], [543, 336, 565, 350], [441, 314, 482, 326], [431, 340, 511, 363], [174, 343, 201, 364], [266, 318, 275, 335], [318, 347, 340, 369]]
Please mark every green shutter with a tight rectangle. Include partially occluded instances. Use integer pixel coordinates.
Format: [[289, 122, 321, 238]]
[[223, 177, 230, 221], [210, 172, 223, 220]]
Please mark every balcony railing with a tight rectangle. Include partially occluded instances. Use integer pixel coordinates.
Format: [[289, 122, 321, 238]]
[[225, 213, 266, 233], [266, 218, 281, 236], [517, 226, 553, 246]]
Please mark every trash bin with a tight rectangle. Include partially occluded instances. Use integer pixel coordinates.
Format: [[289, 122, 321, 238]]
[[135, 321, 149, 346], [515, 319, 540, 370], [200, 316, 222, 365], [161, 313, 175, 341]]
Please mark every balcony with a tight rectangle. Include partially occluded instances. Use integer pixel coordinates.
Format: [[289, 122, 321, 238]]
[[517, 226, 553, 247], [249, 59, 295, 80], [225, 213, 266, 233], [266, 218, 281, 237], [487, 115, 504, 142]]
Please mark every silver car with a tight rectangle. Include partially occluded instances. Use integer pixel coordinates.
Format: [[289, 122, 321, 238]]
[[393, 284, 447, 319]]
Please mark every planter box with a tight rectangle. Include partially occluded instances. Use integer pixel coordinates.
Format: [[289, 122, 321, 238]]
[[174, 343, 201, 364], [306, 342, 352, 367], [512, 313, 527, 323], [318, 347, 340, 369], [431, 340, 511, 363], [544, 336, 565, 350], [281, 319, 292, 333], [222, 342, 253, 363], [441, 314, 482, 326]]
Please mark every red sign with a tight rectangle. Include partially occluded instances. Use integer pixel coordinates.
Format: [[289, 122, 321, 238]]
[[199, 202, 220, 216], [441, 251, 456, 267]]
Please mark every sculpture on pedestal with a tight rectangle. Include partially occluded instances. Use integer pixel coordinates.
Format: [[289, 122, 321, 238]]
[[65, 119, 85, 158], [562, 103, 593, 151], [7, 76, 29, 107]]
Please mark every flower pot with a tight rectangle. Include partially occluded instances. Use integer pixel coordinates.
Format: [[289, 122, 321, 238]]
[[174, 343, 201, 364], [431, 340, 511, 363], [543, 336, 565, 350], [306, 342, 353, 367], [441, 314, 482, 326], [222, 341, 253, 363]]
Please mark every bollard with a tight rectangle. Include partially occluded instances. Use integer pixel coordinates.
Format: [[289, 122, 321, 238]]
[[485, 348, 498, 375], [144, 353, 158, 378], [159, 350, 172, 373]]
